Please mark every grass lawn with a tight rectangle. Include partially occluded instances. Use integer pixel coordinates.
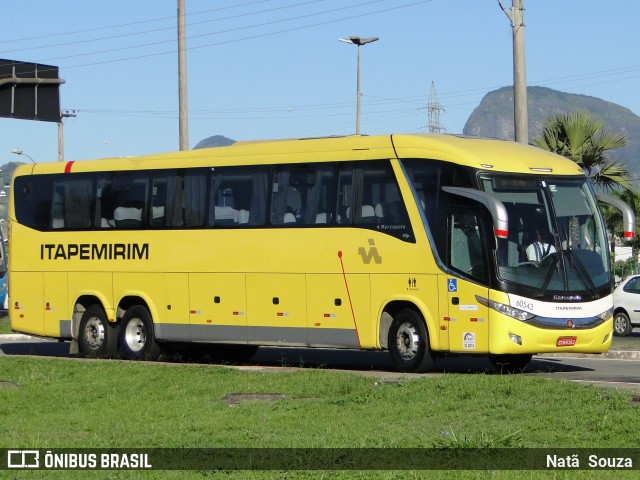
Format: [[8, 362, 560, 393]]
[[0, 315, 10, 334], [1, 356, 639, 479]]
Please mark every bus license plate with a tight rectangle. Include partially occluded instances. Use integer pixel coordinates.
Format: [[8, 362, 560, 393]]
[[556, 336, 577, 347]]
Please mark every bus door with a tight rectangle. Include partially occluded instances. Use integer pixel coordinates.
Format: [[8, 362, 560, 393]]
[[444, 208, 490, 353]]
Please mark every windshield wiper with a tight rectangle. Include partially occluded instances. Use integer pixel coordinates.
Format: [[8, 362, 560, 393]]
[[564, 248, 599, 298], [535, 253, 559, 298]]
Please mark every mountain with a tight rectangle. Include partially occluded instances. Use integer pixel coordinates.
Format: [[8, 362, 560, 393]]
[[463, 86, 640, 176], [0, 161, 22, 187], [194, 135, 236, 149]]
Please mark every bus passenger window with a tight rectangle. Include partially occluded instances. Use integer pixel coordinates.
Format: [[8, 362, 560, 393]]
[[52, 177, 94, 229], [271, 169, 295, 225], [96, 177, 115, 228], [449, 209, 487, 284], [111, 174, 148, 229], [270, 165, 335, 226], [208, 167, 268, 227], [337, 161, 413, 240], [183, 171, 207, 227]]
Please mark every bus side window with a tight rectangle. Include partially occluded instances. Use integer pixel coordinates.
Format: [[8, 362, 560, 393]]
[[96, 176, 115, 228], [150, 174, 168, 227], [183, 170, 207, 227], [306, 166, 336, 225], [52, 176, 94, 230], [209, 172, 237, 226], [449, 208, 487, 284], [111, 174, 148, 229], [338, 161, 413, 240], [336, 167, 354, 225], [271, 169, 295, 225], [208, 167, 267, 227], [51, 185, 65, 229], [270, 164, 336, 226], [14, 176, 53, 231]]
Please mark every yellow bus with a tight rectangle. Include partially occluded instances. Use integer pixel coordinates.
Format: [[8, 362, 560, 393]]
[[8, 134, 635, 372]]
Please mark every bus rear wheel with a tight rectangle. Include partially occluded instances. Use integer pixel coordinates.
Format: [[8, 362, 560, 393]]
[[118, 305, 161, 361], [78, 305, 117, 358], [388, 308, 434, 373]]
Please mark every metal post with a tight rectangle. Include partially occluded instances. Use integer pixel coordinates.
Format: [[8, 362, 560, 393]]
[[356, 44, 361, 135], [498, 0, 528, 144], [512, 0, 528, 144], [178, 0, 189, 150], [58, 121, 64, 161], [339, 36, 378, 135], [57, 110, 77, 162]]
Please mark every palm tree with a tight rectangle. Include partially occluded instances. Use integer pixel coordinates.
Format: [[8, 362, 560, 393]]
[[531, 110, 632, 192]]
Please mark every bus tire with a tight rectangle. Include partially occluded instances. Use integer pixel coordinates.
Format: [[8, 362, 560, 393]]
[[489, 354, 532, 373], [118, 305, 161, 361], [388, 308, 434, 373], [613, 312, 632, 337], [78, 305, 117, 358]]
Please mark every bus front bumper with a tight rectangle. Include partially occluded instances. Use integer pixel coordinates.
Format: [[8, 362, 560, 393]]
[[489, 316, 613, 355]]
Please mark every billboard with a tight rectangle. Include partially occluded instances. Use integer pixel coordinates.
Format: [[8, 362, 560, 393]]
[[0, 59, 64, 123]]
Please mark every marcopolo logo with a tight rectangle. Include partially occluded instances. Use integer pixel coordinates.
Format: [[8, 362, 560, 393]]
[[358, 239, 382, 265]]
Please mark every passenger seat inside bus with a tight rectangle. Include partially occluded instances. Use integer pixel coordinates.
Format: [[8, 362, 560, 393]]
[[345, 205, 378, 224], [114, 206, 143, 228], [214, 206, 236, 226]]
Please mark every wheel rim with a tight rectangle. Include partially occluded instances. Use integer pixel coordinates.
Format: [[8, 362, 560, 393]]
[[123, 318, 146, 353], [614, 315, 627, 333], [83, 317, 105, 351], [395, 321, 421, 361]]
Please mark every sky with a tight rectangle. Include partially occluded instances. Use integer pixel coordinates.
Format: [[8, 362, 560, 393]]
[[1, 0, 639, 164]]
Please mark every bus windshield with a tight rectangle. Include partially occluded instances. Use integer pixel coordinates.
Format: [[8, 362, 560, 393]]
[[482, 175, 609, 295]]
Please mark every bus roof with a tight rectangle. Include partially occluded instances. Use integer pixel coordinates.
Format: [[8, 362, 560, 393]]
[[15, 134, 583, 177]]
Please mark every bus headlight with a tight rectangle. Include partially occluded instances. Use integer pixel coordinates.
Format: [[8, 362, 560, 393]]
[[476, 295, 536, 322], [597, 307, 613, 321]]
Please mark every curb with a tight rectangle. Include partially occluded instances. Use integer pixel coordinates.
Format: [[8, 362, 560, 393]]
[[1, 334, 640, 360], [537, 350, 640, 361], [0, 333, 56, 342]]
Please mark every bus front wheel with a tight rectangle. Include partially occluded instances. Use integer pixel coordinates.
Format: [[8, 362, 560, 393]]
[[388, 308, 434, 373], [118, 305, 161, 361], [78, 305, 117, 358]]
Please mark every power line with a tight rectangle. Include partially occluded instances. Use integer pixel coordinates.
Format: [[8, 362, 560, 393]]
[[33, 0, 432, 68], [0, 0, 273, 45], [0, 0, 329, 54]]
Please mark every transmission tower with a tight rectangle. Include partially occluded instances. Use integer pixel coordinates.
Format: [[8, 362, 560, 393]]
[[427, 81, 445, 133]]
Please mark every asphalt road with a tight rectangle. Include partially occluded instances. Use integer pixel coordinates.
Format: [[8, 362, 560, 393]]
[[1, 335, 639, 390]]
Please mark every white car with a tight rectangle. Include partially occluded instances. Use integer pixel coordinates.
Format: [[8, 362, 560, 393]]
[[612, 275, 640, 336]]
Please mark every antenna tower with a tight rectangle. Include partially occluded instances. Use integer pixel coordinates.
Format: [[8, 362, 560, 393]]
[[427, 81, 445, 133]]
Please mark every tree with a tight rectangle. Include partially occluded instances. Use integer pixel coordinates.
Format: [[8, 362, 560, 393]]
[[531, 110, 632, 192]]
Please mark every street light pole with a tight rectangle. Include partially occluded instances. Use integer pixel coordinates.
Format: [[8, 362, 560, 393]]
[[11, 148, 35, 163], [339, 36, 379, 135]]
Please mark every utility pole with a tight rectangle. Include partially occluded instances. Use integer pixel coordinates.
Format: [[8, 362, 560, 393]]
[[339, 36, 379, 135], [499, 0, 528, 144], [177, 0, 189, 150], [58, 110, 77, 161], [427, 81, 445, 134]]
